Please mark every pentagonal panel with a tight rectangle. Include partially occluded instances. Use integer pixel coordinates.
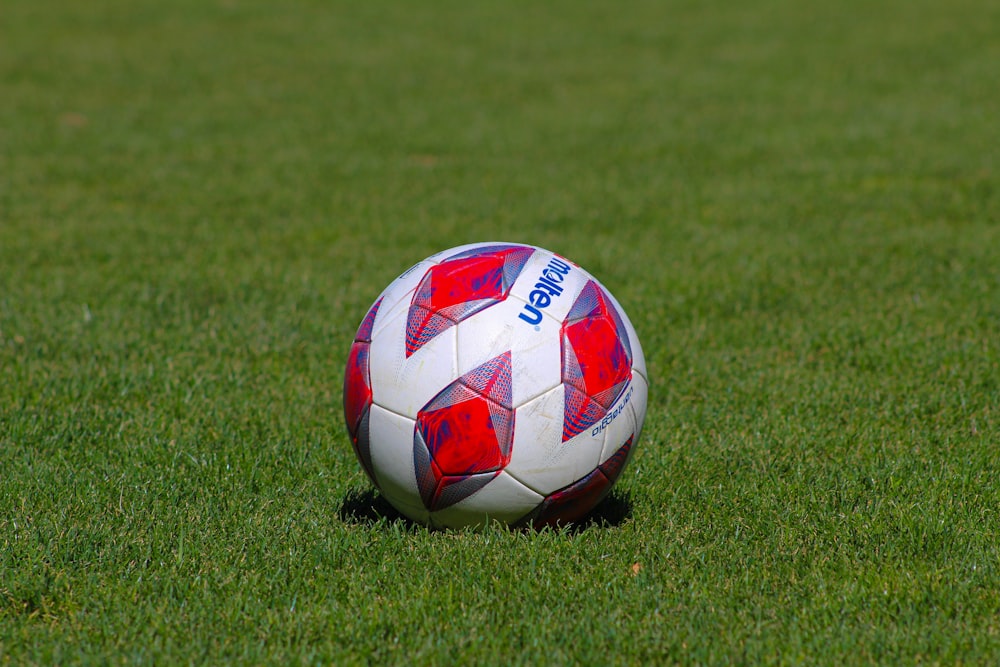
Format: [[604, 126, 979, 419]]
[[563, 315, 631, 406]]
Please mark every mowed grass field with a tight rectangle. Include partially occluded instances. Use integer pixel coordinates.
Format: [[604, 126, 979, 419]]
[[2, 0, 998, 663]]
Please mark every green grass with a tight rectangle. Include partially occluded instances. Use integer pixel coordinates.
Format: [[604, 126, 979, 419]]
[[2, 0, 998, 663]]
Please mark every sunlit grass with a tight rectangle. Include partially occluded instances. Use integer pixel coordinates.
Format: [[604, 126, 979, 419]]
[[2, 0, 998, 663]]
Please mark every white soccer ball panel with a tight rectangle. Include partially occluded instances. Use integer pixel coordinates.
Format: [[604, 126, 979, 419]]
[[505, 385, 605, 496], [507, 248, 592, 326], [368, 259, 437, 341], [369, 305, 458, 419], [367, 404, 420, 505], [367, 286, 413, 343], [430, 470, 543, 529], [455, 297, 563, 409]]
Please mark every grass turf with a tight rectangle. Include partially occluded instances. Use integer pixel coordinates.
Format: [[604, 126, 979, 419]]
[[2, 0, 998, 663]]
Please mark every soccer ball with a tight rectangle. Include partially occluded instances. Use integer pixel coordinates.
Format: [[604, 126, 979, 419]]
[[343, 242, 648, 529]]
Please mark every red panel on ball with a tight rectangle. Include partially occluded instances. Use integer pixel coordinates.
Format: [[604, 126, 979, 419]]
[[423, 254, 505, 310], [563, 316, 631, 406], [355, 296, 382, 342], [344, 297, 382, 482], [560, 281, 633, 441], [343, 340, 372, 439], [344, 297, 381, 437], [420, 395, 511, 475], [414, 352, 516, 511], [405, 245, 534, 356], [562, 385, 606, 441], [532, 468, 611, 528]]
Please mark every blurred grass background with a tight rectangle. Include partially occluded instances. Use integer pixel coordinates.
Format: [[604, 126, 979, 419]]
[[1, 0, 998, 663]]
